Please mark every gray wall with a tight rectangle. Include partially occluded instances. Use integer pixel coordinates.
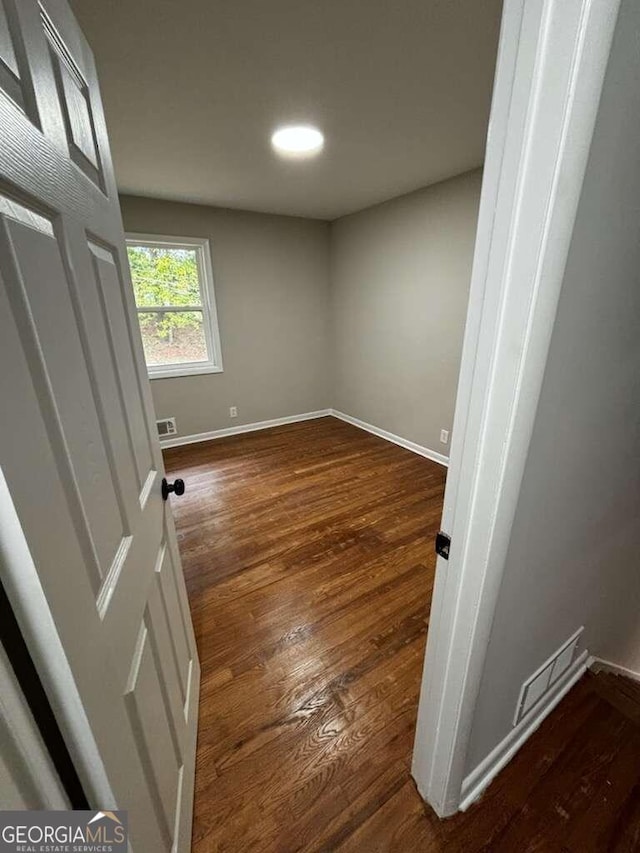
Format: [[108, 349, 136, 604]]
[[120, 196, 331, 436], [330, 170, 482, 452], [465, 0, 640, 775], [121, 171, 483, 448]]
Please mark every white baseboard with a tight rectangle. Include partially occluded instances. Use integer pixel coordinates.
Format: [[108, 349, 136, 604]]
[[329, 409, 449, 467], [588, 656, 640, 682], [159, 409, 331, 449], [459, 649, 589, 811], [160, 407, 450, 467]]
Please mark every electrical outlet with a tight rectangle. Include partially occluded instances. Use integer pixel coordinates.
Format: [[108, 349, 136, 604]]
[[440, 429, 449, 444], [229, 406, 238, 418]]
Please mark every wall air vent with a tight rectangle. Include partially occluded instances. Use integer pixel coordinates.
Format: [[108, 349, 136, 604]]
[[514, 627, 584, 726], [156, 417, 177, 440]]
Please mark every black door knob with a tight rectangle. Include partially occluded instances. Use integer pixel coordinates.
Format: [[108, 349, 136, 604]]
[[162, 477, 185, 501]]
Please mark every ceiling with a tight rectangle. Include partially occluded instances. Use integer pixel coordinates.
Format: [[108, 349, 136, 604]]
[[71, 0, 502, 220]]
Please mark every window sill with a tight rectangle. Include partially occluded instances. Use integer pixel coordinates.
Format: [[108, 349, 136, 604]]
[[148, 364, 224, 380]]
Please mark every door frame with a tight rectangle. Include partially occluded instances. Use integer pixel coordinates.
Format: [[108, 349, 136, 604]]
[[0, 466, 116, 809], [412, 0, 621, 817], [0, 595, 69, 810]]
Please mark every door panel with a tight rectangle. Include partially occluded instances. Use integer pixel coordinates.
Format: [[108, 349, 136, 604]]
[[0, 1, 200, 850], [125, 617, 181, 852], [0, 0, 35, 116], [43, 7, 104, 188], [69, 237, 143, 522], [86, 240, 154, 486], [0, 1, 19, 76], [5, 214, 126, 588], [155, 544, 193, 713]]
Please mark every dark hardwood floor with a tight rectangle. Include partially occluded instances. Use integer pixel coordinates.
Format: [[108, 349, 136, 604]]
[[164, 416, 640, 852]]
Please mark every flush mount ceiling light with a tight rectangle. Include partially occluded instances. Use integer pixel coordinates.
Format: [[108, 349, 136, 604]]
[[271, 125, 324, 157]]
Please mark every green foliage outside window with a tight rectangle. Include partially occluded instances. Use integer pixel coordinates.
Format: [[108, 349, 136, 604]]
[[127, 245, 202, 342]]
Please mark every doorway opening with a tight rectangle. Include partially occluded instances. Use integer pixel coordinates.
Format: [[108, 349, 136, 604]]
[[4, 0, 634, 849]]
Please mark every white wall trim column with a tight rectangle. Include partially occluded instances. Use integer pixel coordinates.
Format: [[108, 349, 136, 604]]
[[411, 0, 620, 817]]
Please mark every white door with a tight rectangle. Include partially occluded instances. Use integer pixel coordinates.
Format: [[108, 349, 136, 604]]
[[0, 0, 200, 850]]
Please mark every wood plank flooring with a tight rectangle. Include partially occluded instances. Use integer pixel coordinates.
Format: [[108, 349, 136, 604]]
[[164, 416, 640, 851]]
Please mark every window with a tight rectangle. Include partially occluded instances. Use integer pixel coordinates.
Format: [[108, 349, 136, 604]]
[[126, 234, 223, 379]]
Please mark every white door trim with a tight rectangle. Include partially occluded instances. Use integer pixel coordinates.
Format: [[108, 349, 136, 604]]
[[0, 466, 115, 809], [0, 620, 69, 809], [411, 0, 620, 817]]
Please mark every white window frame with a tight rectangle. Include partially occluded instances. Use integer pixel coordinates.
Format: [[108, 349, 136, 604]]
[[125, 232, 223, 379]]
